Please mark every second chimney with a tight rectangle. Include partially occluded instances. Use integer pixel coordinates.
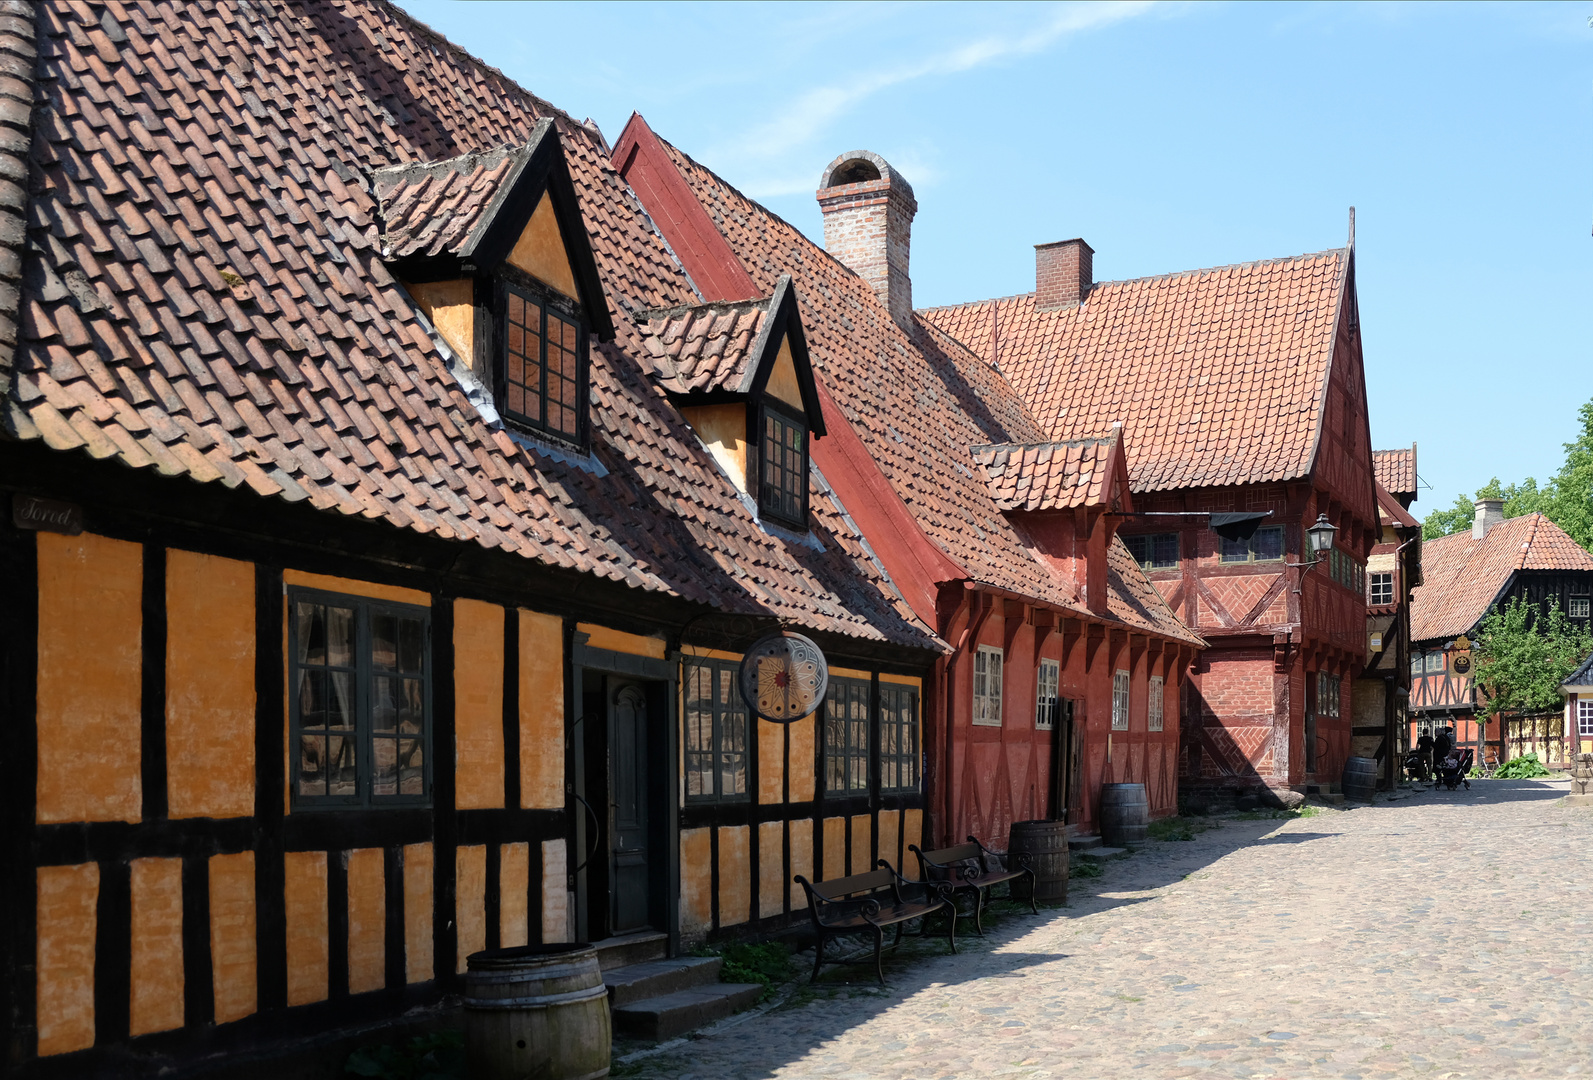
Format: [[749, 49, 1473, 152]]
[[1035, 239, 1094, 311], [817, 151, 917, 329], [1473, 498, 1504, 539]]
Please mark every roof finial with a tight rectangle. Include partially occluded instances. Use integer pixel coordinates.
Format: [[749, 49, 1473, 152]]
[[1348, 206, 1356, 250]]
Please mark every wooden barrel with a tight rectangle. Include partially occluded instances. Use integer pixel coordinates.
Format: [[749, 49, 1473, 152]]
[[465, 943, 611, 1080], [1343, 756, 1378, 802], [1008, 819, 1069, 903], [1099, 783, 1148, 846]]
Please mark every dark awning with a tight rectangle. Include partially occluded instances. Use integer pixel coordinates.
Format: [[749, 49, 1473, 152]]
[[1207, 512, 1271, 542]]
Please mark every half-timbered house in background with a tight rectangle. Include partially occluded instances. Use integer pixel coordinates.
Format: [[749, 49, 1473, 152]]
[[612, 124, 1204, 850], [1409, 500, 1593, 766], [922, 231, 1382, 800]]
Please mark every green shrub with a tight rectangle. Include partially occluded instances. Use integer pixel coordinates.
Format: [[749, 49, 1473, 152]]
[[694, 940, 796, 1001], [1494, 752, 1552, 779], [1071, 859, 1103, 879], [346, 1031, 463, 1080]]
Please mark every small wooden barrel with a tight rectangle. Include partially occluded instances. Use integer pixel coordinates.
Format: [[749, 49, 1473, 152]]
[[1008, 819, 1069, 903], [465, 943, 611, 1080], [1343, 756, 1378, 802], [1099, 783, 1149, 846]]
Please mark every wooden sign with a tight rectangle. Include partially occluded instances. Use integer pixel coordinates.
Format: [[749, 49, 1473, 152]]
[[12, 495, 84, 536]]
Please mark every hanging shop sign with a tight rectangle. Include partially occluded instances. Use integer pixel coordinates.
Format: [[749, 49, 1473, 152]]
[[738, 631, 829, 723], [12, 495, 83, 536]]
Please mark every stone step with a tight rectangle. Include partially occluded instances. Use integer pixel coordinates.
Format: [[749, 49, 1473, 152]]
[[1075, 846, 1126, 860], [611, 982, 764, 1041], [592, 930, 668, 972], [1067, 835, 1103, 851], [603, 956, 722, 1008]]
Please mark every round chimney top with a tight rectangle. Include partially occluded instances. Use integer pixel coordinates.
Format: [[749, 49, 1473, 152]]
[[818, 150, 914, 199]]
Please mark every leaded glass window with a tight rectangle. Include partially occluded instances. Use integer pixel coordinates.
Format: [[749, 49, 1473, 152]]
[[824, 677, 870, 794], [880, 684, 919, 793], [759, 403, 808, 527], [1220, 525, 1284, 563], [1124, 533, 1178, 570], [973, 646, 1003, 726], [684, 659, 748, 802], [501, 281, 584, 444]]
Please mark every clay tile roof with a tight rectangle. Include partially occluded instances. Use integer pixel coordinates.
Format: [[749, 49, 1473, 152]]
[[635, 295, 771, 396], [920, 250, 1348, 493], [1409, 514, 1593, 642], [1373, 446, 1417, 500], [2, 0, 940, 652], [1563, 651, 1593, 689], [374, 142, 530, 260], [972, 434, 1118, 512]]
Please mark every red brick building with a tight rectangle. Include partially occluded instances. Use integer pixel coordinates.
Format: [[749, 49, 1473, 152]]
[[924, 235, 1380, 800]]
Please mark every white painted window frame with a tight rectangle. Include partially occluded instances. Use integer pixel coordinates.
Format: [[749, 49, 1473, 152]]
[[1035, 658, 1060, 729], [973, 645, 1004, 727], [1111, 669, 1131, 731], [1147, 675, 1164, 732]]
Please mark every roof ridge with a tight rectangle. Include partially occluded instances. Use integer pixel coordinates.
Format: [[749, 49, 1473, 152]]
[[632, 294, 772, 323], [972, 434, 1118, 452]]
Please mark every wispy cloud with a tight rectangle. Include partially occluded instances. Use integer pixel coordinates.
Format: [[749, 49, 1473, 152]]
[[717, 1, 1155, 195]]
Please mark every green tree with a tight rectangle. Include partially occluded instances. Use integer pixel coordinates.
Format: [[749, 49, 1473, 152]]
[[1472, 596, 1593, 716]]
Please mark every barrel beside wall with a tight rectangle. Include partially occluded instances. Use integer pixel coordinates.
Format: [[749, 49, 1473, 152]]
[[1343, 757, 1378, 803], [1099, 783, 1148, 846], [465, 943, 611, 1080], [1008, 819, 1069, 903]]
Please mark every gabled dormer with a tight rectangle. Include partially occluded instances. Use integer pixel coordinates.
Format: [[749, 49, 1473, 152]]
[[637, 276, 826, 530], [971, 428, 1134, 615], [374, 119, 614, 449]]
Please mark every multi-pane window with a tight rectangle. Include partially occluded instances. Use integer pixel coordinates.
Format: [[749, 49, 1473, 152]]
[[1124, 533, 1179, 570], [824, 676, 870, 795], [290, 590, 430, 808], [1147, 675, 1164, 732], [759, 404, 807, 527], [1328, 548, 1366, 592], [1571, 597, 1592, 619], [1220, 525, 1284, 563], [1111, 669, 1130, 730], [1317, 671, 1341, 718], [502, 282, 583, 443], [1425, 651, 1445, 673], [973, 646, 1003, 726], [1579, 699, 1593, 738], [1410, 651, 1423, 678], [880, 684, 919, 793], [1369, 572, 1394, 606], [1034, 659, 1061, 729], [684, 660, 748, 802]]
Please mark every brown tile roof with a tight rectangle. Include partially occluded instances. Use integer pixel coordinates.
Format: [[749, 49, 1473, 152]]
[[1373, 446, 1416, 501], [920, 251, 1349, 493], [655, 140, 1201, 648], [373, 143, 523, 261], [1409, 514, 1593, 642], [2, 0, 938, 651], [971, 433, 1119, 512], [636, 295, 770, 396]]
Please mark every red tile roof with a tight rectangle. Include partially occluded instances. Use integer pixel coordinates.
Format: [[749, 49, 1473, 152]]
[[1, 0, 938, 651], [636, 296, 771, 396], [1409, 514, 1593, 642], [373, 143, 522, 261], [1373, 446, 1416, 501], [971, 433, 1120, 512], [652, 139, 1200, 647], [920, 251, 1349, 493]]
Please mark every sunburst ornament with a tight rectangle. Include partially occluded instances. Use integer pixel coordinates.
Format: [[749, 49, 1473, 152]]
[[738, 632, 829, 723]]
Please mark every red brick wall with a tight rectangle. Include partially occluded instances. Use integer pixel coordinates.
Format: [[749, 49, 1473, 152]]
[[1035, 239, 1093, 311]]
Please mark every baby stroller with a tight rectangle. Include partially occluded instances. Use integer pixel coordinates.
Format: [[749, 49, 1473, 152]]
[[1434, 747, 1474, 790]]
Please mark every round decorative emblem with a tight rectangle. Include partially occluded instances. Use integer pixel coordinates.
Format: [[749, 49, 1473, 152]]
[[1452, 653, 1472, 675], [738, 632, 829, 723]]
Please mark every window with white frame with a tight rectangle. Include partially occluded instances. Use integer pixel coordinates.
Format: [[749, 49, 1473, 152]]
[[1035, 659, 1061, 729], [1368, 572, 1394, 606], [973, 645, 1004, 726], [1111, 669, 1130, 730], [1579, 698, 1593, 738], [1571, 597, 1591, 619], [1147, 675, 1164, 732]]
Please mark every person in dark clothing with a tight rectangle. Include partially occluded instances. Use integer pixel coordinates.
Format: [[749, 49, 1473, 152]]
[[1407, 735, 1434, 782], [1433, 727, 1454, 770]]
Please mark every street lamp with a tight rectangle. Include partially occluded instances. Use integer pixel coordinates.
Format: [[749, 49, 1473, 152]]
[[1306, 513, 1337, 562]]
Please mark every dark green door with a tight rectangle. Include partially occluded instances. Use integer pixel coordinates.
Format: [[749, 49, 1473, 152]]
[[610, 681, 651, 933]]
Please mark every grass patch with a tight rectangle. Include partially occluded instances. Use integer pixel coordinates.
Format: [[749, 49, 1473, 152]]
[[1147, 816, 1218, 842], [345, 1031, 463, 1080], [693, 940, 796, 1001], [1229, 804, 1321, 821], [1071, 858, 1104, 879]]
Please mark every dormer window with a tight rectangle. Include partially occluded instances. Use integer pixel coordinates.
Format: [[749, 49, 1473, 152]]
[[501, 278, 585, 443], [759, 402, 808, 526]]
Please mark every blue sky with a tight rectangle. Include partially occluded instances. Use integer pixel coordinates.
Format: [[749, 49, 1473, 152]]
[[398, 1, 1591, 517]]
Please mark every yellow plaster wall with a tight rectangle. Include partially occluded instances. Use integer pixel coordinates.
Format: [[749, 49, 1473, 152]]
[[403, 843, 433, 983], [680, 403, 749, 493], [346, 848, 386, 995], [404, 278, 474, 367], [209, 851, 257, 1024], [758, 718, 784, 804], [788, 714, 815, 802], [454, 599, 505, 810], [519, 610, 565, 809], [758, 821, 784, 919], [167, 549, 255, 819], [903, 809, 924, 862], [822, 817, 845, 881], [829, 665, 872, 681], [36, 532, 142, 824], [879, 673, 922, 689], [500, 842, 529, 949], [456, 845, 486, 974], [282, 569, 430, 608], [877, 810, 901, 876], [788, 819, 812, 909], [284, 851, 329, 1006], [507, 193, 579, 300], [36, 863, 98, 1056], [849, 814, 873, 876], [539, 839, 569, 944], [765, 336, 804, 410], [129, 857, 184, 1036], [717, 825, 750, 928], [578, 623, 667, 659], [679, 828, 712, 938]]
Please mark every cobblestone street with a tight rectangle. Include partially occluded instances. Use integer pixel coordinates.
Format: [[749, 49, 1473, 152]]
[[619, 780, 1593, 1079]]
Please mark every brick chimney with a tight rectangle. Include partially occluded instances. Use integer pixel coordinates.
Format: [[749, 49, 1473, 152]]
[[1035, 239, 1093, 311], [817, 151, 917, 329], [1473, 498, 1504, 539]]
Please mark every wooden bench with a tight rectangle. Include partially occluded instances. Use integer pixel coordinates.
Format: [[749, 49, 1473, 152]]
[[793, 861, 955, 984], [911, 837, 1037, 936]]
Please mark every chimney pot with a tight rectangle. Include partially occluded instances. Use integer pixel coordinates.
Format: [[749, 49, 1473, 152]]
[[1035, 239, 1094, 311], [1473, 498, 1504, 539], [817, 151, 917, 330]]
